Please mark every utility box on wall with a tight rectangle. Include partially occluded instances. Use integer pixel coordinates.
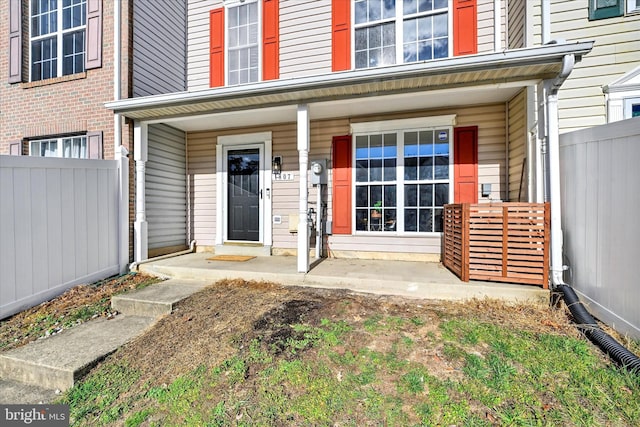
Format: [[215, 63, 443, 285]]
[[310, 159, 327, 185]]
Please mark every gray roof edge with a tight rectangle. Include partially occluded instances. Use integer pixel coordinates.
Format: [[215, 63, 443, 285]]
[[107, 41, 594, 115]]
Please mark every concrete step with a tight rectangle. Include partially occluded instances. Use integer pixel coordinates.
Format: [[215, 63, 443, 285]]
[[111, 279, 211, 317], [0, 315, 155, 392]]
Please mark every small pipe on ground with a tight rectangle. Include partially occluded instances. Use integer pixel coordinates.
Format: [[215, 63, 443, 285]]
[[129, 240, 197, 272]]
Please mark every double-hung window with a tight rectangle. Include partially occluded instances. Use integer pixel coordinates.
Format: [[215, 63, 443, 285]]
[[354, 122, 452, 233], [354, 0, 449, 69], [30, 0, 87, 81], [227, 0, 259, 85], [30, 136, 88, 158]]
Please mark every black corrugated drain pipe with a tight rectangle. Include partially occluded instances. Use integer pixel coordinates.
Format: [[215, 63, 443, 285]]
[[555, 284, 640, 374]]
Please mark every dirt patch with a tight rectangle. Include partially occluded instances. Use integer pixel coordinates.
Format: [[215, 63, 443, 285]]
[[0, 273, 161, 352]]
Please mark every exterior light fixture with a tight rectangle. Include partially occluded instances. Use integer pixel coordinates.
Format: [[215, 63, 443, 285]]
[[272, 156, 282, 175]]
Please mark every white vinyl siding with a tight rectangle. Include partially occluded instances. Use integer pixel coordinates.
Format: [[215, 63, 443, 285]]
[[508, 89, 527, 202], [147, 124, 188, 253], [532, 0, 640, 133], [280, 0, 332, 78], [187, 0, 224, 91], [133, 0, 187, 97]]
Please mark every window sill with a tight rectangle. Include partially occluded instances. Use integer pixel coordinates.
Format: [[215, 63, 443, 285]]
[[22, 72, 87, 89]]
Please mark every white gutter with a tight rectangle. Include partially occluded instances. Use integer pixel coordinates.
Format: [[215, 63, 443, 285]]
[[545, 52, 575, 287], [113, 0, 128, 274], [105, 42, 594, 115]]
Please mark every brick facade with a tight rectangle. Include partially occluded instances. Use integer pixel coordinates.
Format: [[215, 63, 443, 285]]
[[0, 0, 120, 159]]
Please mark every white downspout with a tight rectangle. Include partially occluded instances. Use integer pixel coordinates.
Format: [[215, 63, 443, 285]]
[[541, 0, 551, 44], [114, 0, 128, 274], [545, 53, 575, 287], [297, 104, 310, 273], [494, 0, 501, 51]]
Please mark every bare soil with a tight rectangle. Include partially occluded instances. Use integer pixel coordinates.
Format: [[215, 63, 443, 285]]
[[118, 278, 581, 386]]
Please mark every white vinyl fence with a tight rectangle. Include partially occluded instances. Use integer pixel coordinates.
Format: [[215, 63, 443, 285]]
[[0, 155, 127, 319], [560, 117, 640, 339]]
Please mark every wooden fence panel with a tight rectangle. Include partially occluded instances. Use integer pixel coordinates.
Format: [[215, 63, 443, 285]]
[[443, 203, 549, 288]]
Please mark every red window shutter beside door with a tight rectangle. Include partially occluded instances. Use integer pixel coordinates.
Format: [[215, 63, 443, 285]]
[[453, 0, 477, 56], [454, 126, 478, 204], [331, 0, 350, 71], [85, 0, 102, 69], [8, 0, 22, 83], [332, 135, 352, 234], [263, 0, 279, 80], [210, 8, 225, 87]]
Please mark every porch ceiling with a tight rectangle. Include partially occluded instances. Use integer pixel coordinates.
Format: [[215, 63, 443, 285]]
[[107, 41, 594, 130]]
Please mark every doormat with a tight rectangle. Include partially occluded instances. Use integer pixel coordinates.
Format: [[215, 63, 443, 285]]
[[207, 255, 256, 262]]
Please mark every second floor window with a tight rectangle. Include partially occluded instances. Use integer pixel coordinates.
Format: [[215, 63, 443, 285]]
[[227, 0, 259, 85], [354, 0, 449, 69], [30, 0, 87, 81]]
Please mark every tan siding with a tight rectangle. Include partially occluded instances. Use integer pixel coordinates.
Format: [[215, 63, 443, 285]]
[[508, 89, 527, 202], [187, 0, 223, 91], [280, 0, 332, 78], [531, 0, 640, 133], [187, 105, 506, 257], [477, 0, 495, 53], [508, 0, 525, 49]]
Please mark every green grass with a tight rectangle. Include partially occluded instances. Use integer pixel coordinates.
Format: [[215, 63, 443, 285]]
[[62, 312, 640, 426]]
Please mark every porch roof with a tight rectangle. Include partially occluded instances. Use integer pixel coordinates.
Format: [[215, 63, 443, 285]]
[[107, 41, 593, 127]]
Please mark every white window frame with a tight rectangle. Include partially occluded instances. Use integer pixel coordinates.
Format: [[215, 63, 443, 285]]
[[352, 0, 453, 70], [29, 0, 87, 82], [350, 116, 456, 235], [628, 0, 640, 13], [29, 136, 88, 158], [224, 0, 262, 86], [623, 97, 640, 118]]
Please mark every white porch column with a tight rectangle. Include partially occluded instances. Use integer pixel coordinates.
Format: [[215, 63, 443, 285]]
[[134, 121, 148, 263], [117, 145, 129, 274], [297, 104, 310, 273]]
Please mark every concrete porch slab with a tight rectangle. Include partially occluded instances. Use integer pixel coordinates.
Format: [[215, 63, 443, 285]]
[[137, 253, 549, 304]]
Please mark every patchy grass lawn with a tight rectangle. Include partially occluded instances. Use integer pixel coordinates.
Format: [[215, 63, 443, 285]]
[[0, 273, 162, 352], [50, 279, 639, 426]]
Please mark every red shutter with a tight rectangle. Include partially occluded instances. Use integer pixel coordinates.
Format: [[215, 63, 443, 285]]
[[8, 0, 22, 83], [85, 0, 102, 69], [453, 0, 477, 56], [210, 8, 225, 87], [331, 0, 350, 71], [263, 0, 279, 80], [454, 126, 478, 203], [332, 135, 352, 234], [87, 131, 103, 159], [9, 140, 22, 156]]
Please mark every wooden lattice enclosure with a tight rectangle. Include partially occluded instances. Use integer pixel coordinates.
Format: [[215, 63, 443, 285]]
[[443, 203, 550, 288]]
